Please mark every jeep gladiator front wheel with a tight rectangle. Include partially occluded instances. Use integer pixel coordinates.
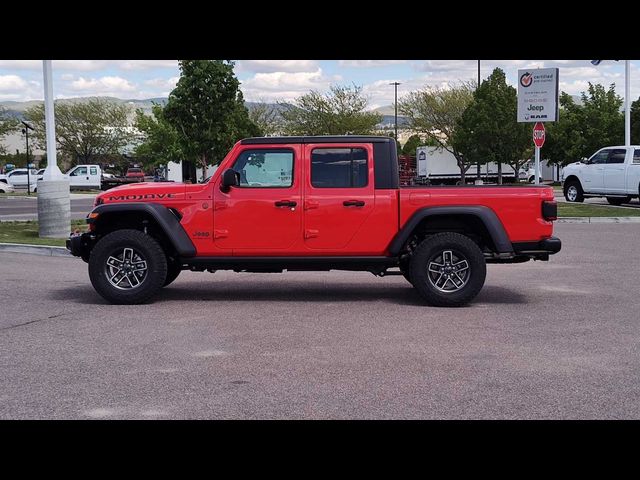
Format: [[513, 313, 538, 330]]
[[409, 232, 486, 307], [88, 229, 167, 304]]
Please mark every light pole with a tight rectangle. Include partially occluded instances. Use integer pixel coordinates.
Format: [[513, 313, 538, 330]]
[[390, 82, 401, 142], [591, 60, 631, 146], [37, 60, 70, 239], [21, 121, 34, 195], [476, 61, 481, 181]]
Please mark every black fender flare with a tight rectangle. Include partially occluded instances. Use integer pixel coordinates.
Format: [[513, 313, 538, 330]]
[[90, 203, 196, 257], [388, 205, 513, 256]]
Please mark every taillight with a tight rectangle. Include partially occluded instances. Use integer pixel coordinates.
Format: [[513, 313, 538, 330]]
[[542, 200, 557, 221]]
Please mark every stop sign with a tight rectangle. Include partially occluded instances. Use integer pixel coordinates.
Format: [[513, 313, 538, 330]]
[[533, 122, 545, 148]]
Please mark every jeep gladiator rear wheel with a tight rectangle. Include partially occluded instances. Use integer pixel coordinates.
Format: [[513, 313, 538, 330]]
[[88, 229, 167, 304], [564, 180, 584, 203], [409, 232, 486, 307]]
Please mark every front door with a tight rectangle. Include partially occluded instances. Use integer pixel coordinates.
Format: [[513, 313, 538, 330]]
[[213, 145, 302, 252], [582, 149, 609, 193], [303, 144, 375, 251], [68, 166, 89, 188], [603, 148, 628, 194]]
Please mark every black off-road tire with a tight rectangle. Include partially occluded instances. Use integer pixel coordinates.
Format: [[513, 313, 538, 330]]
[[564, 180, 584, 203], [163, 260, 182, 287], [606, 196, 631, 206], [88, 229, 167, 304], [409, 232, 487, 307]]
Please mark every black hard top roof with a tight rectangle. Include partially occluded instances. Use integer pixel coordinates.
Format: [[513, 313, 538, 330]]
[[240, 135, 395, 145]]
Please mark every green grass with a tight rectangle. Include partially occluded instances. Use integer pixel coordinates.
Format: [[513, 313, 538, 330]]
[[558, 202, 640, 217], [0, 220, 86, 246]]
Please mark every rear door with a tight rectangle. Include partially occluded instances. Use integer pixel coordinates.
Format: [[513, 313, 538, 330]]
[[302, 143, 375, 251], [603, 148, 628, 194]]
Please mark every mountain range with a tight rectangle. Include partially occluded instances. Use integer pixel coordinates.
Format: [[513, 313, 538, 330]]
[[0, 96, 408, 128]]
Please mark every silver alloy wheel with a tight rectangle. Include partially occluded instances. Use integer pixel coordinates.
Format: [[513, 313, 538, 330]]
[[427, 250, 470, 293], [104, 247, 148, 290], [567, 185, 578, 201]]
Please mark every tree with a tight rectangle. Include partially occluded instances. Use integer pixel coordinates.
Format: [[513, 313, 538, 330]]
[[248, 101, 281, 136], [452, 69, 529, 184], [632, 97, 640, 145], [401, 134, 422, 156], [24, 99, 133, 164], [279, 84, 382, 135], [134, 104, 185, 169], [163, 60, 260, 179], [545, 84, 624, 167], [0, 107, 18, 155], [400, 81, 474, 182]]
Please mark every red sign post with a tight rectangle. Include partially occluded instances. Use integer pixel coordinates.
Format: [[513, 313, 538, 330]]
[[532, 122, 545, 184]]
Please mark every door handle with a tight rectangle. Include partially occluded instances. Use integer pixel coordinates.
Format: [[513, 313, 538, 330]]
[[275, 200, 297, 208], [343, 200, 365, 207]]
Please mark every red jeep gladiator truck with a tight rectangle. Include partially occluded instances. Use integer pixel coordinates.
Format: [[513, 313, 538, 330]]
[[67, 136, 561, 306]]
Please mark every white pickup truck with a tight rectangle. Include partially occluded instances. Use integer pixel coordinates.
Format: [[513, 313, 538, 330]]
[[561, 146, 640, 205]]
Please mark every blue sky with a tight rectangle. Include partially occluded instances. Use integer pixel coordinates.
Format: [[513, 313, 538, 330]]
[[1, 60, 639, 110]]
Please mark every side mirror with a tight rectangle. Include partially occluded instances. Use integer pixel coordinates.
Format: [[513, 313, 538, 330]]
[[220, 168, 239, 192], [581, 157, 588, 163]]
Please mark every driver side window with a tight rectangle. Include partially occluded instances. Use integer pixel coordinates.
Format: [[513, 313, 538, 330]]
[[70, 167, 87, 177], [231, 149, 294, 188], [589, 150, 610, 165]]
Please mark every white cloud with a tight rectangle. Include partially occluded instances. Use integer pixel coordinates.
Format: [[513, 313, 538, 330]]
[[0, 74, 28, 91], [338, 60, 408, 68], [237, 60, 319, 73], [119, 60, 178, 70], [69, 76, 136, 93], [144, 76, 179, 89], [240, 68, 340, 102]]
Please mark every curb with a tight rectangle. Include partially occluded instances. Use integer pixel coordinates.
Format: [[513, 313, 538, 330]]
[[0, 242, 71, 257], [557, 217, 640, 223]]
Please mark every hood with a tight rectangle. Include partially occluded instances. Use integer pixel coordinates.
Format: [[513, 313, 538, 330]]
[[97, 181, 187, 204]]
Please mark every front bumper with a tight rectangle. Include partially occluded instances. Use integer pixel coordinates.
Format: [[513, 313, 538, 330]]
[[66, 232, 94, 261]]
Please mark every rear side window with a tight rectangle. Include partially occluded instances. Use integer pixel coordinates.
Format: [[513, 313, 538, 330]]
[[607, 149, 626, 164], [90, 167, 97, 175], [311, 148, 368, 188], [634, 150, 640, 164]]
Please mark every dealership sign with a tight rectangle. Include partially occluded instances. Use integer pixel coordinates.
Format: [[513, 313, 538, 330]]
[[517, 68, 559, 123]]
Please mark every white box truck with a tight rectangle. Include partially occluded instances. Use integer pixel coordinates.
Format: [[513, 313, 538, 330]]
[[416, 147, 527, 185]]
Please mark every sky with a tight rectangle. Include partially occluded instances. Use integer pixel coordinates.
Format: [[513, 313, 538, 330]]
[[1, 60, 639, 110]]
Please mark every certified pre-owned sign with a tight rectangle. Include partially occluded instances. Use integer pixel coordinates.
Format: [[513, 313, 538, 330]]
[[517, 68, 559, 123]]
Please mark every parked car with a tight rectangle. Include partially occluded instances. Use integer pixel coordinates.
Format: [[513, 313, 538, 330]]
[[561, 146, 640, 205], [4, 168, 41, 189], [125, 168, 145, 181], [68, 135, 561, 306], [0, 180, 15, 193]]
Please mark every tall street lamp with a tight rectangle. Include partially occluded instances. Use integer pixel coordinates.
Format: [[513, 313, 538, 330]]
[[591, 60, 631, 146], [21, 121, 34, 195], [389, 82, 401, 142]]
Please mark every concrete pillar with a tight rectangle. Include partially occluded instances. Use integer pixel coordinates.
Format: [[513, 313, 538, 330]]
[[37, 180, 70, 238]]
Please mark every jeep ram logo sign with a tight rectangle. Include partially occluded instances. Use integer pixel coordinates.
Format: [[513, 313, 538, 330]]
[[108, 193, 175, 201], [517, 67, 559, 123]]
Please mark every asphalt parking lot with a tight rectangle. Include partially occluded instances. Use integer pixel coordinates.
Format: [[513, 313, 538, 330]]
[[1, 223, 639, 419]]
